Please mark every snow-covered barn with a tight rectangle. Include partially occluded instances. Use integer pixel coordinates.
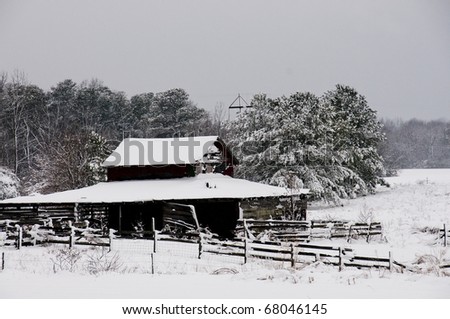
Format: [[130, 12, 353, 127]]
[[0, 136, 308, 237]]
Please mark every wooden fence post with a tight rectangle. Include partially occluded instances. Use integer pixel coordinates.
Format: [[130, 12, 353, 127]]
[[243, 219, 248, 239], [389, 251, 393, 272], [108, 229, 114, 252], [444, 224, 447, 247], [151, 253, 155, 275], [16, 226, 22, 250], [290, 243, 295, 268], [338, 247, 343, 271], [1, 252, 4, 271], [152, 218, 157, 253], [347, 225, 352, 243], [31, 230, 37, 246], [118, 205, 122, 235], [244, 238, 249, 264], [198, 235, 203, 260], [69, 227, 75, 249], [315, 252, 320, 263]]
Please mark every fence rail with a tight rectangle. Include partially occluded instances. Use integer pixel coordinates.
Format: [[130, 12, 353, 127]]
[[0, 219, 112, 249], [1, 219, 448, 273], [199, 236, 399, 272], [237, 219, 383, 243], [0, 235, 400, 274]]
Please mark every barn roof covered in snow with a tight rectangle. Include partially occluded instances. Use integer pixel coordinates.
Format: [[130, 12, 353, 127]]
[[0, 174, 309, 205], [103, 136, 238, 167]]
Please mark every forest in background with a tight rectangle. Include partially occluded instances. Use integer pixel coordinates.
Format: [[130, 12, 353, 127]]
[[0, 72, 221, 196], [0, 72, 449, 201], [379, 118, 450, 172]]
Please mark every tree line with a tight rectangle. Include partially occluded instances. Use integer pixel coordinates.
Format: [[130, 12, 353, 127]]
[[0, 72, 218, 196], [379, 118, 450, 173], [1, 72, 449, 202]]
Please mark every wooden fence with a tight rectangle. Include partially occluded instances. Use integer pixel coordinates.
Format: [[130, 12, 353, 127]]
[[0, 224, 441, 274], [237, 219, 383, 243], [3, 219, 448, 273], [0, 219, 111, 249], [199, 236, 401, 272], [142, 231, 402, 272]]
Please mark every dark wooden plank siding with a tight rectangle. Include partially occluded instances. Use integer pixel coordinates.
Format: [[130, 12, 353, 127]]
[[107, 164, 195, 181]]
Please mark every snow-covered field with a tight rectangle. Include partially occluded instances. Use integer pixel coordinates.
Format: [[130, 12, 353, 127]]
[[0, 169, 449, 299], [310, 169, 450, 262]]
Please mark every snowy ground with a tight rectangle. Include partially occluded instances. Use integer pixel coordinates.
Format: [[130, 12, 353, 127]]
[[0, 169, 449, 299], [310, 169, 450, 262]]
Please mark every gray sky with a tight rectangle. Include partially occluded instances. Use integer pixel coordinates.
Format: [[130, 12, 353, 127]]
[[1, 0, 449, 120]]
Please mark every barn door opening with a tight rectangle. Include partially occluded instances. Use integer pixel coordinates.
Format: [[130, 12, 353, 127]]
[[161, 202, 200, 237]]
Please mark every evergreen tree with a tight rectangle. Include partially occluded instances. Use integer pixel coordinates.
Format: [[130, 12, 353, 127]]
[[227, 85, 387, 203], [129, 92, 155, 137], [0, 166, 20, 199], [322, 85, 386, 194], [45, 79, 78, 142], [144, 88, 209, 137]]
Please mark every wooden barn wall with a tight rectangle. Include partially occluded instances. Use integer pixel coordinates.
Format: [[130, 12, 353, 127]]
[[107, 165, 195, 181], [1, 198, 294, 238], [107, 199, 240, 238], [240, 197, 285, 220]]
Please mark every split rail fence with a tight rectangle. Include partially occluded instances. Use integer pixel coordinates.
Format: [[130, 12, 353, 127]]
[[198, 236, 402, 272], [1, 219, 449, 273], [0, 232, 403, 273], [237, 219, 383, 243], [0, 218, 384, 250], [0, 219, 111, 250]]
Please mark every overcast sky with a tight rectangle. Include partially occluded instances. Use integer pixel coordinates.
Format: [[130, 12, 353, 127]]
[[0, 0, 449, 120]]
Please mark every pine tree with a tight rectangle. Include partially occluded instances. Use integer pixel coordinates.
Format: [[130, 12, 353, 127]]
[[86, 131, 111, 185], [144, 88, 209, 137], [227, 86, 386, 203], [0, 166, 20, 199], [322, 85, 386, 194]]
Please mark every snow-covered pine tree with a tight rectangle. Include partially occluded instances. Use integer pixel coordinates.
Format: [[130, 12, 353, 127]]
[[86, 131, 111, 185], [322, 85, 386, 195], [129, 92, 155, 137], [0, 166, 20, 199], [226, 86, 386, 203], [144, 88, 209, 138]]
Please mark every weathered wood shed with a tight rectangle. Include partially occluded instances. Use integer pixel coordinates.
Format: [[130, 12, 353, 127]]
[[0, 136, 308, 237]]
